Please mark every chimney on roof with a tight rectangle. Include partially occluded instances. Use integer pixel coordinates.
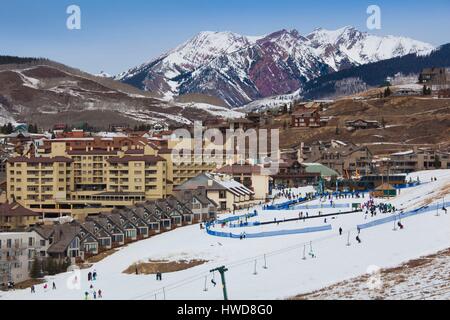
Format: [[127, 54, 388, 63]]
[[184, 190, 192, 201]]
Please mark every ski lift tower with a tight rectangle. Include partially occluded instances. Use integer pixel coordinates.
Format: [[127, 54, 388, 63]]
[[210, 266, 229, 300]]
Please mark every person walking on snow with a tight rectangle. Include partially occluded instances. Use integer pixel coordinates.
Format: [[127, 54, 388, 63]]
[[356, 236, 362, 244], [31, 285, 35, 293], [339, 227, 343, 236], [93, 270, 97, 281], [52, 282, 56, 290], [98, 289, 102, 298], [88, 271, 92, 282]]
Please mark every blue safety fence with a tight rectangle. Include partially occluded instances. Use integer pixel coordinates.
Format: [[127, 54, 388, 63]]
[[206, 224, 332, 239], [290, 203, 350, 210], [357, 201, 449, 230], [265, 196, 315, 210], [208, 210, 259, 227], [229, 221, 262, 228], [393, 182, 421, 189]]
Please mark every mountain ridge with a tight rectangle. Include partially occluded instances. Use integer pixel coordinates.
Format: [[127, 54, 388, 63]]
[[116, 26, 434, 107]]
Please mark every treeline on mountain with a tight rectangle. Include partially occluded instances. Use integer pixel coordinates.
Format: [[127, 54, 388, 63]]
[[302, 43, 450, 100], [0, 55, 44, 65]]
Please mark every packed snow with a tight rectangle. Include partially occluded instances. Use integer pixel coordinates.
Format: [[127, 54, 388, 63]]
[[1, 170, 449, 300]]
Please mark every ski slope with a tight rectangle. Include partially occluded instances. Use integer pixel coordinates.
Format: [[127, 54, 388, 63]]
[[1, 170, 449, 300]]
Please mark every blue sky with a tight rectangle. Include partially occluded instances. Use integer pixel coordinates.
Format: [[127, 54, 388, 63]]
[[1, 0, 449, 75]]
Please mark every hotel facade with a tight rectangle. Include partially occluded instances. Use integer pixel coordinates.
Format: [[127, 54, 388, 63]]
[[6, 137, 217, 220]]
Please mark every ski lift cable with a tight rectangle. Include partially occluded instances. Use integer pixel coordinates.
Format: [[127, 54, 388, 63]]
[[132, 201, 439, 300], [131, 228, 356, 300], [143, 198, 449, 299]]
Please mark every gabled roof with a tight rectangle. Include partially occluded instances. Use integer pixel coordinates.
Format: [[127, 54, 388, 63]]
[[0, 202, 41, 217], [47, 223, 82, 254], [30, 224, 55, 239], [134, 207, 159, 224]]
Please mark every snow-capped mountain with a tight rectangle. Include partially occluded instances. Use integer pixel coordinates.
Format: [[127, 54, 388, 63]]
[[117, 27, 434, 108], [305, 26, 435, 71]]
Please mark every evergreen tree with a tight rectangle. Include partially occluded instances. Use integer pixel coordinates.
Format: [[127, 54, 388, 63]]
[[46, 258, 57, 275], [5, 122, 14, 134], [30, 258, 42, 279], [434, 155, 442, 169]]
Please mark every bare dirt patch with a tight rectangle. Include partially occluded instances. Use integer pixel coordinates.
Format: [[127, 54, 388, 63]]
[[123, 259, 208, 275], [86, 248, 119, 264], [13, 278, 45, 290]]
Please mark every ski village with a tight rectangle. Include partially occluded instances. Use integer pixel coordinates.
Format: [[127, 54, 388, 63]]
[[0, 2, 450, 302]]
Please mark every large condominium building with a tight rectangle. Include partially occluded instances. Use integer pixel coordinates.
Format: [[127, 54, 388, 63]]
[[380, 148, 450, 174], [6, 137, 217, 220]]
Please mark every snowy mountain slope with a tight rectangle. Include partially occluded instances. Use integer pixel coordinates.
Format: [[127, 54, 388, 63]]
[[117, 27, 434, 107], [306, 26, 434, 71], [117, 31, 260, 99], [301, 43, 450, 100], [2, 170, 449, 300], [0, 60, 243, 129]]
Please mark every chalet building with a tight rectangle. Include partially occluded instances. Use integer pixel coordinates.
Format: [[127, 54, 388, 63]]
[[419, 67, 449, 85], [291, 109, 326, 128], [39, 222, 98, 260], [133, 206, 161, 235], [174, 173, 257, 212], [0, 202, 41, 232], [82, 219, 113, 250], [165, 196, 194, 225], [106, 210, 138, 242], [140, 201, 171, 231], [309, 144, 374, 177], [215, 163, 271, 201], [174, 189, 217, 223], [27, 194, 218, 262], [88, 214, 125, 247], [117, 209, 149, 240], [345, 119, 381, 130], [270, 160, 320, 188]]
